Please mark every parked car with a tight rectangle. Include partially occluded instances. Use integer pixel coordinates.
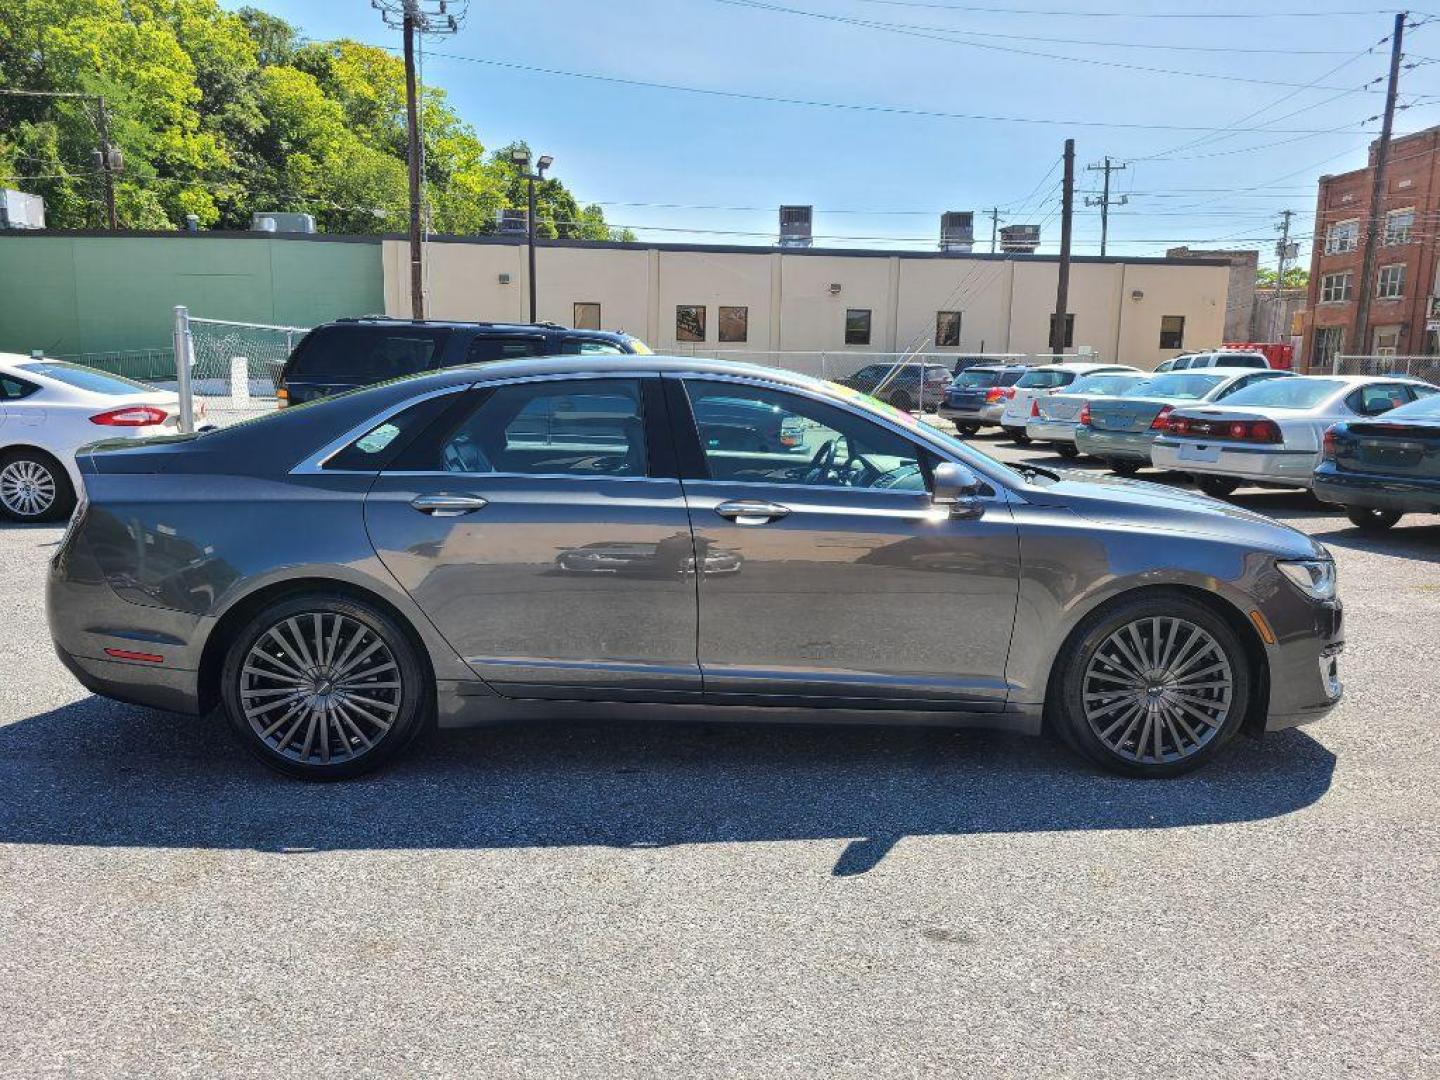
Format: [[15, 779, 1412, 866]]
[[0, 354, 190, 523], [838, 362, 952, 412], [936, 364, 1030, 434], [1312, 393, 1440, 531], [998, 363, 1138, 443], [1025, 371, 1150, 458], [1166, 350, 1272, 372], [277, 317, 651, 406], [1153, 375, 1438, 497], [950, 354, 1022, 376], [1075, 368, 1294, 477], [49, 355, 1344, 781]]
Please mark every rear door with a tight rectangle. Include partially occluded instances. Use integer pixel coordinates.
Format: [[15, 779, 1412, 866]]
[[363, 374, 700, 698]]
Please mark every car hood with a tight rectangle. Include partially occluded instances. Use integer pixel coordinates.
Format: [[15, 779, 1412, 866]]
[[1018, 469, 1325, 559]]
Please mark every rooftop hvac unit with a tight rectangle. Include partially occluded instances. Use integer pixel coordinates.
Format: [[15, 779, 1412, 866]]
[[0, 189, 45, 230], [939, 211, 974, 252], [251, 212, 315, 234], [498, 208, 528, 234], [778, 205, 813, 248], [1000, 224, 1040, 253]]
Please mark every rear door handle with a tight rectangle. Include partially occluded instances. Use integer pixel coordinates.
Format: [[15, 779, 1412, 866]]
[[411, 493, 489, 517], [714, 500, 791, 526]]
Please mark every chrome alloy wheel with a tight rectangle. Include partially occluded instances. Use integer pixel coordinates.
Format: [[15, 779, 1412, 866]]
[[0, 459, 57, 518], [1081, 616, 1234, 765], [239, 612, 403, 765]]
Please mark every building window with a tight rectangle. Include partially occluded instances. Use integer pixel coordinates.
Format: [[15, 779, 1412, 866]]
[[1319, 271, 1353, 303], [1048, 313, 1075, 349], [845, 308, 872, 346], [1376, 264, 1405, 299], [1373, 326, 1402, 356], [573, 302, 601, 330], [1324, 219, 1359, 255], [1385, 208, 1414, 245], [718, 305, 748, 343], [1159, 315, 1186, 350], [935, 311, 961, 347], [1314, 326, 1344, 369], [676, 305, 706, 342]]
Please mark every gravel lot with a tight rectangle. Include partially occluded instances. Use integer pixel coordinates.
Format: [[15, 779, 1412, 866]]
[[1, 437, 1437, 1079]]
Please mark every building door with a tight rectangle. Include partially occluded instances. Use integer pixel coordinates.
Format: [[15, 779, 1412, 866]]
[[1313, 327, 1343, 371]]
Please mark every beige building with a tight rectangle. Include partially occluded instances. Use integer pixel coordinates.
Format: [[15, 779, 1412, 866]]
[[383, 236, 1230, 369]]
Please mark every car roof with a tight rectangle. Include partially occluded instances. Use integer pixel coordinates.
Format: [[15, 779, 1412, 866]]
[[1024, 362, 1129, 373], [320, 318, 636, 340]]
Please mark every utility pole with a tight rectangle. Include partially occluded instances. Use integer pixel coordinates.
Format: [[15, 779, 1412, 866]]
[[1084, 157, 1128, 257], [1351, 11, 1405, 364], [986, 207, 1001, 254], [1273, 209, 1296, 342], [372, 1, 467, 320], [1051, 138, 1075, 356]]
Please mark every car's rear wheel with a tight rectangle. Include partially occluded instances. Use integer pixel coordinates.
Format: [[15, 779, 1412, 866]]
[[1108, 460, 1141, 477], [1194, 475, 1239, 498], [0, 449, 75, 523], [220, 594, 430, 780], [1345, 506, 1402, 532], [1004, 426, 1031, 444], [1055, 443, 1080, 459], [954, 423, 979, 436], [1053, 595, 1251, 777]]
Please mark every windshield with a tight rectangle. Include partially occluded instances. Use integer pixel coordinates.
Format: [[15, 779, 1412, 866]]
[[1068, 373, 1144, 397], [20, 361, 156, 395], [1221, 378, 1346, 409], [1015, 369, 1073, 390], [1127, 372, 1227, 400], [954, 369, 1004, 389]]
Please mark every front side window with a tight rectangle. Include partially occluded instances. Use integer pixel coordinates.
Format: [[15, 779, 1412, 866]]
[[573, 302, 601, 330], [1385, 209, 1414, 245], [684, 380, 926, 491], [433, 378, 648, 477], [1159, 315, 1186, 350], [719, 306, 749, 343], [1377, 264, 1406, 299], [1325, 219, 1359, 254], [1048, 313, 1075, 349], [936, 311, 961, 347], [676, 305, 706, 342], [845, 309, 872, 346], [1320, 272, 1353, 303]]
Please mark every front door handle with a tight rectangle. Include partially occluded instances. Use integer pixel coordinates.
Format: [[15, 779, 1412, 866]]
[[715, 500, 791, 526], [411, 493, 489, 517]]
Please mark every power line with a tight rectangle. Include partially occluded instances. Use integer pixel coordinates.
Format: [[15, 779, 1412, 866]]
[[840, 0, 1405, 18]]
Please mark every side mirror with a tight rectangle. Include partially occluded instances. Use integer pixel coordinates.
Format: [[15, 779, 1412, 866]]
[[931, 461, 984, 517]]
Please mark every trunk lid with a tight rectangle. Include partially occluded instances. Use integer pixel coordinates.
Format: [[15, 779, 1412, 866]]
[[1084, 396, 1173, 433], [1332, 418, 1440, 478]]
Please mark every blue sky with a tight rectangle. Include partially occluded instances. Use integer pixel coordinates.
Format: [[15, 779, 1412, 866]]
[[225, 1, 1440, 266]]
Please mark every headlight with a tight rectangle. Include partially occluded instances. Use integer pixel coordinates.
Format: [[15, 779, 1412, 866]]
[[1277, 558, 1337, 601]]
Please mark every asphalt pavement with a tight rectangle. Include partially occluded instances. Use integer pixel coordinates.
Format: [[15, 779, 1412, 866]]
[[1, 437, 1437, 1079]]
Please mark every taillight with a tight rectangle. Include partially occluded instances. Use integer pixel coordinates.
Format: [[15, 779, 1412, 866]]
[[984, 387, 1005, 403], [1245, 419, 1282, 443], [1149, 404, 1174, 431], [1078, 402, 1091, 425], [1029, 398, 1040, 417], [1322, 424, 1339, 459], [1167, 414, 1191, 435], [90, 405, 168, 427]]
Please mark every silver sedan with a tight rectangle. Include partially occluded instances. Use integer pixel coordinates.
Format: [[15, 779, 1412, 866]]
[[1152, 375, 1438, 497]]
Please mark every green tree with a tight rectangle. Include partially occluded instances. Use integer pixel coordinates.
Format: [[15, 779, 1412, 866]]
[[1257, 267, 1309, 289]]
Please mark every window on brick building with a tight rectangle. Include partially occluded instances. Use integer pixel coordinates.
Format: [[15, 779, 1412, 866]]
[[1376, 264, 1406, 300], [1324, 220, 1359, 254], [1320, 271, 1353, 303], [1385, 208, 1414, 245]]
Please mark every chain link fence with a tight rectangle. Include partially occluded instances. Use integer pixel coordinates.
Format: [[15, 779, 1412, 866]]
[[185, 315, 308, 426], [1332, 354, 1440, 385]]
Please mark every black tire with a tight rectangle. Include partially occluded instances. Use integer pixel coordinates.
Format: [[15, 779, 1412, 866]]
[[1055, 443, 1080, 460], [0, 448, 75, 524], [893, 392, 918, 412], [1109, 460, 1141, 477], [220, 593, 431, 780], [1345, 506, 1402, 532], [1004, 426, 1032, 444], [1051, 594, 1253, 778], [1194, 475, 1239, 498], [954, 423, 980, 437]]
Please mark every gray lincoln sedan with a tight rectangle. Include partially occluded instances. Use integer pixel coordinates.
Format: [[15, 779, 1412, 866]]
[[47, 356, 1344, 780]]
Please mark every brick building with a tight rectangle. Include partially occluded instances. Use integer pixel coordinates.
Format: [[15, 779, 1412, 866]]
[[1303, 125, 1440, 370]]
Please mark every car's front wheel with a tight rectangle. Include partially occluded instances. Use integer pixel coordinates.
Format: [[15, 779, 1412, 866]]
[[0, 449, 75, 523], [1345, 506, 1402, 532], [1052, 595, 1252, 777], [220, 593, 430, 779]]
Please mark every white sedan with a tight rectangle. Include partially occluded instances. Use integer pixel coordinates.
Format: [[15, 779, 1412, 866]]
[[0, 354, 189, 522], [1151, 374, 1437, 497]]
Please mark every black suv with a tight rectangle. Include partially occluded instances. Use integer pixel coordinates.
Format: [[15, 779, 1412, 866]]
[[276, 318, 651, 405]]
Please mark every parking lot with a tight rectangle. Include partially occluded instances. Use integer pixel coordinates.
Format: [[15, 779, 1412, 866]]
[[1, 434, 1437, 1079]]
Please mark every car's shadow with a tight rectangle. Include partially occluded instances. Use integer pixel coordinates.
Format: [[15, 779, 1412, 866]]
[[0, 697, 1336, 875]]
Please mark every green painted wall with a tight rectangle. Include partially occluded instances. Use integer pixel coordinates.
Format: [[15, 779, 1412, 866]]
[[0, 233, 385, 357]]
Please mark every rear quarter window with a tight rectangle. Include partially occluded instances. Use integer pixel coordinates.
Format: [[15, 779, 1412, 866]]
[[288, 327, 449, 382]]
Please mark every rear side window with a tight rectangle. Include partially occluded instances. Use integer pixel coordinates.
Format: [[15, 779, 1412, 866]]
[[560, 338, 626, 355], [465, 335, 547, 363], [1349, 383, 1412, 416], [19, 362, 153, 395], [288, 327, 448, 382], [325, 391, 468, 471], [0, 375, 40, 400]]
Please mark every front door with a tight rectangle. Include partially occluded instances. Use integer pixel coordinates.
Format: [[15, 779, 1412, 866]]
[[672, 376, 1021, 708], [364, 375, 700, 698]]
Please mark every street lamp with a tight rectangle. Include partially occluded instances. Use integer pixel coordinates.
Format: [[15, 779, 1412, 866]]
[[511, 148, 553, 323]]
